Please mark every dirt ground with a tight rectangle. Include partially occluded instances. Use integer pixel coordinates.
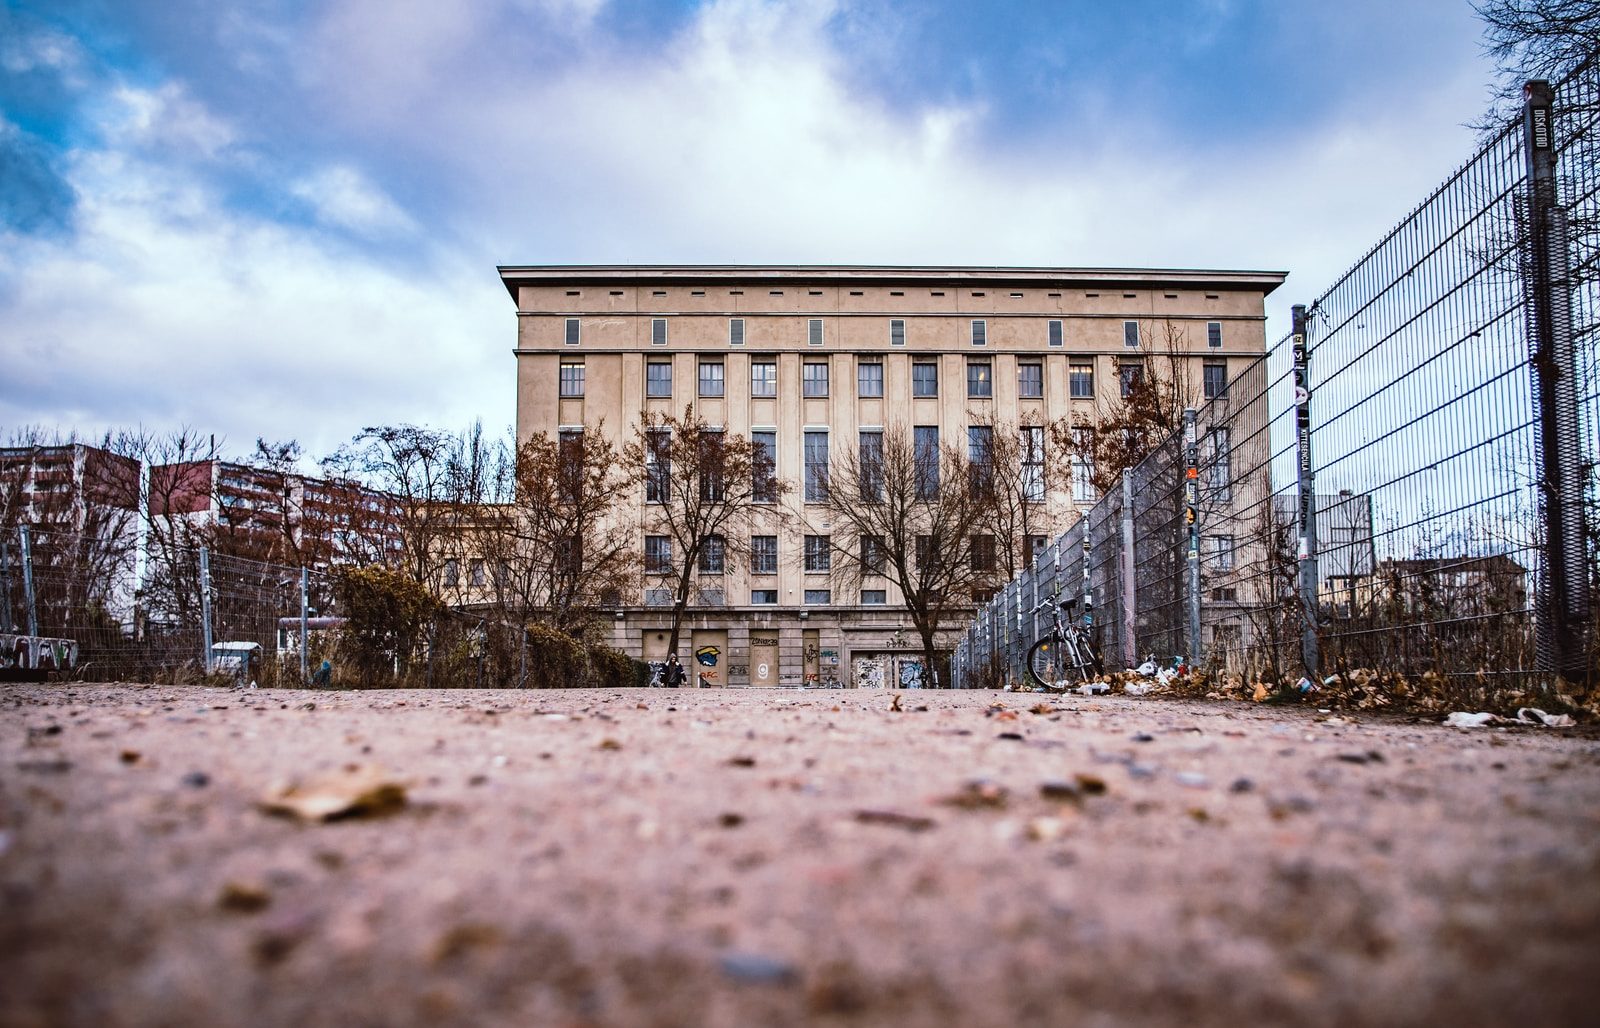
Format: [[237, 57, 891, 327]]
[[3, 683, 1599, 1028]]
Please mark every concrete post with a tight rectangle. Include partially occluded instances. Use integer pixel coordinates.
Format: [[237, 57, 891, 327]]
[[20, 525, 38, 639], [1184, 408, 1202, 665], [1292, 305, 1319, 677], [199, 546, 213, 672], [1120, 472, 1136, 668]]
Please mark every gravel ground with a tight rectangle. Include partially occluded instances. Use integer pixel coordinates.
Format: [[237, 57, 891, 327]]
[[3, 683, 1599, 1028]]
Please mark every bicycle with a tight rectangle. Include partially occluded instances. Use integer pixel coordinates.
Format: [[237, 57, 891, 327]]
[[1026, 595, 1103, 692]]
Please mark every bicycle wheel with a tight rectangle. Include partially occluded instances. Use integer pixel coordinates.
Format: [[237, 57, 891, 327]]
[[1027, 636, 1082, 691]]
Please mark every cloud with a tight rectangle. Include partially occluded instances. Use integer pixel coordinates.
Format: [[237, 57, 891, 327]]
[[290, 164, 418, 237], [0, 119, 76, 236]]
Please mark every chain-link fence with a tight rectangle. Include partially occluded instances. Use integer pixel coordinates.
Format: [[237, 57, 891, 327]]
[[956, 64, 1599, 694]]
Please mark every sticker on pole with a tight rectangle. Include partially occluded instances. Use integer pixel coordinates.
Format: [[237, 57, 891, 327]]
[[1294, 385, 1309, 405]]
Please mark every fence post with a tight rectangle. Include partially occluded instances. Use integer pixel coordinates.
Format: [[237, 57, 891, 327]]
[[1292, 304, 1320, 678], [1184, 408, 1202, 664], [1523, 78, 1590, 681], [199, 546, 213, 672], [0, 539, 13, 635], [19, 525, 38, 639], [299, 567, 310, 685], [1120, 472, 1137, 668]]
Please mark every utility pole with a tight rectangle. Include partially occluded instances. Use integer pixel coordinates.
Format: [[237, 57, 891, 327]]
[[1184, 408, 1202, 665], [1120, 472, 1137, 668], [0, 540, 13, 634], [20, 525, 38, 639], [299, 567, 310, 685], [1293, 304, 1319, 678], [199, 546, 213, 672]]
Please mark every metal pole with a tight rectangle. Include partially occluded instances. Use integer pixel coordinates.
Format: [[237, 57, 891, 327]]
[[199, 546, 213, 672], [1183, 408, 1202, 665], [299, 567, 309, 685], [20, 525, 38, 638], [1120, 472, 1136, 668], [1522, 79, 1589, 681], [0, 541, 13, 634], [1292, 304, 1319, 677]]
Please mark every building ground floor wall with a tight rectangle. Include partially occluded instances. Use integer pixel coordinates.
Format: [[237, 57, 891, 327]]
[[607, 610, 959, 688]]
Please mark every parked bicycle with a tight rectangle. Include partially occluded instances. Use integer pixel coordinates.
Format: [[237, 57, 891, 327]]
[[1026, 594, 1103, 691]]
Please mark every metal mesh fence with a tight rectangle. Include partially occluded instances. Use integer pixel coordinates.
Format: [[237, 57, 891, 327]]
[[957, 64, 1598, 693]]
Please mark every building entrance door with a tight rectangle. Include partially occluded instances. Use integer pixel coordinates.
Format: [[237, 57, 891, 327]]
[[691, 630, 727, 688], [750, 632, 779, 687]]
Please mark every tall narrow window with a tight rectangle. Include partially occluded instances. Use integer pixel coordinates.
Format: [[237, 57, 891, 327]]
[[968, 425, 993, 497], [914, 426, 940, 499], [699, 534, 726, 574], [698, 360, 725, 397], [564, 318, 581, 346], [1123, 320, 1140, 348], [751, 431, 777, 503], [751, 535, 778, 575], [651, 318, 668, 346], [646, 361, 672, 398], [645, 535, 672, 574], [967, 359, 992, 398], [698, 431, 726, 502], [1207, 428, 1233, 501], [1072, 427, 1096, 502], [751, 360, 777, 397], [1119, 361, 1144, 398], [859, 430, 883, 502], [1204, 363, 1227, 399], [804, 535, 831, 573], [645, 429, 670, 503], [890, 319, 906, 346], [1208, 534, 1236, 572], [804, 430, 829, 502], [559, 360, 585, 398], [912, 361, 938, 397], [858, 361, 884, 398], [803, 361, 829, 397], [1070, 362, 1094, 398], [1048, 320, 1064, 347], [808, 318, 824, 346], [1017, 360, 1043, 398], [1207, 321, 1223, 348], [970, 534, 996, 573], [971, 319, 987, 346], [729, 318, 745, 346], [861, 535, 886, 575], [1021, 425, 1045, 502]]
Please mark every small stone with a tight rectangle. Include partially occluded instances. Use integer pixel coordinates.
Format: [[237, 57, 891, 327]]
[[1175, 771, 1209, 789], [1073, 773, 1108, 795], [120, 750, 142, 765], [1127, 763, 1157, 779], [719, 812, 746, 828], [218, 881, 272, 913], [1229, 777, 1255, 793], [1039, 779, 1080, 801], [719, 951, 799, 986], [1132, 732, 1155, 743], [181, 771, 211, 788]]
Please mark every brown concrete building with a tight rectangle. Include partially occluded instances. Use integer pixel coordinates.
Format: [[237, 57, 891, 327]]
[[500, 265, 1285, 687]]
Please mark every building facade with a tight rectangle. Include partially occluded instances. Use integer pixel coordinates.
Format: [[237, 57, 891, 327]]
[[501, 265, 1285, 687]]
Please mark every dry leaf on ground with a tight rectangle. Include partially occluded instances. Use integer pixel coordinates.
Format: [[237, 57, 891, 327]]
[[260, 764, 408, 822]]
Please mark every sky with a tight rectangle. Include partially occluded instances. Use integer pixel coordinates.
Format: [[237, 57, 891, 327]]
[[0, 0, 1503, 467]]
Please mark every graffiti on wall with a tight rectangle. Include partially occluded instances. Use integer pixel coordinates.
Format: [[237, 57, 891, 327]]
[[853, 655, 886, 689], [0, 634, 78, 677]]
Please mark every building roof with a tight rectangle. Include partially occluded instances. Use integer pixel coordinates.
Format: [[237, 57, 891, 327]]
[[497, 264, 1289, 302]]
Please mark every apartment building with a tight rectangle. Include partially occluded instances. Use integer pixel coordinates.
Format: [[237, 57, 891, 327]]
[[501, 265, 1285, 687]]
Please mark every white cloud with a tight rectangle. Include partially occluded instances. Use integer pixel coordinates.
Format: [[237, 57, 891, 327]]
[[290, 165, 418, 237], [103, 83, 238, 159]]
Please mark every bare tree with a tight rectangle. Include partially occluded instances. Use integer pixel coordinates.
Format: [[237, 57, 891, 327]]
[[1476, 1, 1600, 123], [140, 427, 225, 624], [623, 406, 787, 659], [966, 409, 1065, 580], [815, 425, 991, 688]]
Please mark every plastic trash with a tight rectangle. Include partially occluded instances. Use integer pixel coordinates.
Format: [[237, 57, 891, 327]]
[[1124, 681, 1154, 697], [1443, 711, 1498, 728], [1514, 708, 1575, 727]]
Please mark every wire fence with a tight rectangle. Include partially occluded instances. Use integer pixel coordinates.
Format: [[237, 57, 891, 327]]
[[955, 64, 1599, 696]]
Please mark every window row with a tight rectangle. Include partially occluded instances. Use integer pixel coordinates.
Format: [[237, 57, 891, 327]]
[[640, 531, 1004, 578], [558, 357, 1228, 401], [559, 317, 1227, 349]]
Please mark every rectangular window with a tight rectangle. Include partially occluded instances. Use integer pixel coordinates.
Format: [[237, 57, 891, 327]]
[[1123, 320, 1140, 348], [645, 536, 672, 574], [967, 360, 992, 398], [1072, 427, 1096, 503], [699, 534, 726, 574], [443, 558, 459, 589], [1204, 362, 1227, 399], [1207, 321, 1223, 348], [968, 425, 993, 497], [751, 535, 778, 575], [804, 430, 830, 502], [1048, 320, 1063, 347], [857, 361, 884, 398], [912, 361, 938, 397], [559, 360, 585, 398], [564, 318, 580, 346], [1207, 428, 1233, 501], [698, 430, 726, 502], [1017, 361, 1043, 398], [751, 360, 777, 397], [729, 318, 745, 346], [1069, 362, 1094, 399], [645, 587, 673, 606], [890, 319, 906, 346], [698, 360, 725, 397], [858, 430, 883, 502], [645, 429, 670, 503], [646, 361, 672, 398], [752, 430, 777, 503], [808, 318, 824, 346], [1208, 534, 1236, 572], [1021, 426, 1045, 502], [803, 361, 829, 397], [1119, 361, 1144, 398], [751, 589, 778, 605], [861, 589, 887, 605], [861, 534, 887, 575], [970, 534, 996, 573], [970, 319, 987, 346], [651, 318, 668, 346], [804, 534, 831, 573], [913, 426, 940, 500], [803, 589, 831, 605], [915, 534, 939, 572]]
